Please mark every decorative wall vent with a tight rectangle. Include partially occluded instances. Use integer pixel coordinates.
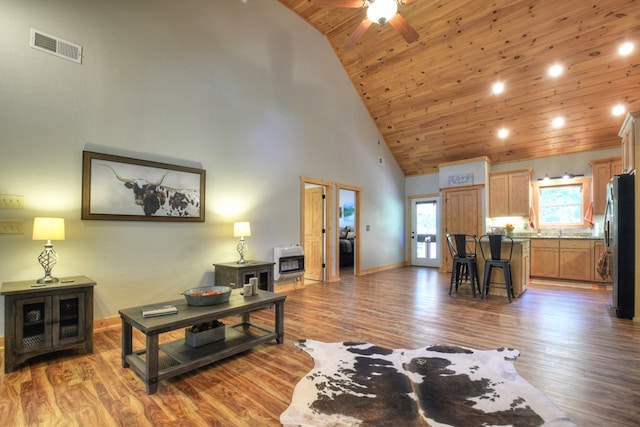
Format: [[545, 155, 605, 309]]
[[30, 29, 82, 64]]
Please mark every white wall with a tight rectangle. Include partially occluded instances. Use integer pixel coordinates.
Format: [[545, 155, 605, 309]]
[[0, 0, 406, 334]]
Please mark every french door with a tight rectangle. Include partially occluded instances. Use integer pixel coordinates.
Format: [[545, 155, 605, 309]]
[[410, 197, 440, 267]]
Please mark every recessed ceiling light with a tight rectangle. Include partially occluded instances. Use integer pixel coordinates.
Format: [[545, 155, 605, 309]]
[[497, 128, 509, 139], [548, 64, 563, 77], [612, 104, 626, 116], [552, 116, 565, 128], [492, 82, 505, 95], [619, 42, 634, 56]]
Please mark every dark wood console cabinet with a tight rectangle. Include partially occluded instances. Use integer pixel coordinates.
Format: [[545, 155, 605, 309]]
[[1, 276, 96, 373], [213, 261, 274, 292]]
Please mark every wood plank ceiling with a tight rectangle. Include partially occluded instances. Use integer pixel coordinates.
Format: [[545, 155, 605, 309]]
[[278, 0, 640, 176]]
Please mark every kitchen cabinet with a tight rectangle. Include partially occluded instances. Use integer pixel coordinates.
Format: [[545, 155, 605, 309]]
[[619, 110, 639, 174], [559, 240, 593, 281], [213, 261, 275, 292], [1, 276, 96, 373], [530, 239, 559, 278], [489, 168, 532, 217], [531, 239, 597, 282], [618, 111, 640, 173], [590, 156, 622, 215]]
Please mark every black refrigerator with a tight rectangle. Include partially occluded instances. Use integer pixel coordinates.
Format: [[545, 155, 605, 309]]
[[604, 173, 635, 319]]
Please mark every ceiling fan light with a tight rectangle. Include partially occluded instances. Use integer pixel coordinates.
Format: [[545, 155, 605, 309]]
[[366, 0, 398, 25]]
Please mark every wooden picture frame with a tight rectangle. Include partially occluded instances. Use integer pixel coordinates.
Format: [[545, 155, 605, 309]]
[[81, 151, 205, 222]]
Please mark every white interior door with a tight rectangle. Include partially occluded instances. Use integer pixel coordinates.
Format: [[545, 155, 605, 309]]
[[411, 197, 440, 267]]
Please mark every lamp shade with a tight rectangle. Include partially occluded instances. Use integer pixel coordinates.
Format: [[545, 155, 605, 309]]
[[32, 217, 65, 241], [367, 0, 398, 25], [233, 221, 251, 237]]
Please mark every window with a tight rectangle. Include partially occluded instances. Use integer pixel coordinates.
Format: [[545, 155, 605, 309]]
[[532, 177, 591, 229]]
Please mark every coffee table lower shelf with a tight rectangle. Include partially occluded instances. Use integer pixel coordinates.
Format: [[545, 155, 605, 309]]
[[119, 289, 286, 394], [125, 322, 275, 388]]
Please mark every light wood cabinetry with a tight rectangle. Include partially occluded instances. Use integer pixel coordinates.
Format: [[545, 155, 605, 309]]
[[1, 276, 96, 373], [619, 110, 639, 174], [531, 239, 601, 282], [489, 168, 532, 217], [530, 239, 560, 278], [559, 240, 593, 282], [590, 156, 622, 215]]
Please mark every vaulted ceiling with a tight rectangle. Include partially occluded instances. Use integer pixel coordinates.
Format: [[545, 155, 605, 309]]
[[278, 0, 639, 176]]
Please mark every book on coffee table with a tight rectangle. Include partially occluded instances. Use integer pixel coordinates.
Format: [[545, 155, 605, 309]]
[[142, 304, 178, 318]]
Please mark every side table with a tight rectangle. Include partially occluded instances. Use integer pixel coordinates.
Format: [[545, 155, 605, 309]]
[[1, 276, 96, 373], [213, 260, 274, 292]]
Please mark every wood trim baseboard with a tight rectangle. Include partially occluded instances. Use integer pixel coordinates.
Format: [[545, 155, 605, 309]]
[[360, 261, 409, 275], [94, 316, 121, 332]]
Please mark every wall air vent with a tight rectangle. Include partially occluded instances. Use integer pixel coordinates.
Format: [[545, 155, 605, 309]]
[[30, 29, 82, 64]]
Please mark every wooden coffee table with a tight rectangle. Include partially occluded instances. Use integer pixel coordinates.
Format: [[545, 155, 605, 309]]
[[119, 289, 285, 394]]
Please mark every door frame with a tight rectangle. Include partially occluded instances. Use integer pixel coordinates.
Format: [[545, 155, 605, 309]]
[[300, 176, 333, 283], [336, 183, 362, 278], [408, 193, 441, 267]]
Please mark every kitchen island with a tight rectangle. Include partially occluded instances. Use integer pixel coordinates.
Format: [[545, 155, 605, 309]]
[[476, 238, 530, 299]]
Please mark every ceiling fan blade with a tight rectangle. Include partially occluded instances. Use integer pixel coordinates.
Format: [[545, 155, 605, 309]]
[[388, 13, 419, 44], [344, 18, 372, 49], [314, 0, 366, 8]]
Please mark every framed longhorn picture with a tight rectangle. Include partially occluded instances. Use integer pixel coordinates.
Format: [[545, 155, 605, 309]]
[[81, 151, 205, 222]]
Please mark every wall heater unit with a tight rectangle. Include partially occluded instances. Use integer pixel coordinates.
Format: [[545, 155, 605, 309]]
[[273, 245, 305, 281]]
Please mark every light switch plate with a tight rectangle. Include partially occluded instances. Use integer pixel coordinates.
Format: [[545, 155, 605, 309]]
[[0, 195, 24, 209], [0, 220, 25, 234]]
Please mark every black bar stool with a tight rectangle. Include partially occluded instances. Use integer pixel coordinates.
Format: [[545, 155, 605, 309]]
[[446, 234, 481, 297], [479, 234, 514, 302]]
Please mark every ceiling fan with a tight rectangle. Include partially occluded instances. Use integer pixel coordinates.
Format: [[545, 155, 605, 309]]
[[314, 0, 419, 49]]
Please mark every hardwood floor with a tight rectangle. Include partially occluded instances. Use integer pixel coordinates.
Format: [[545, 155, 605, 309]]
[[1, 267, 639, 426]]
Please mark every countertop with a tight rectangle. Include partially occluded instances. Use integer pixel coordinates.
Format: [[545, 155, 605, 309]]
[[511, 233, 603, 240]]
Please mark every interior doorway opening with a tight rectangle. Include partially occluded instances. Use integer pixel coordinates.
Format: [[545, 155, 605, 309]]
[[337, 184, 361, 277]]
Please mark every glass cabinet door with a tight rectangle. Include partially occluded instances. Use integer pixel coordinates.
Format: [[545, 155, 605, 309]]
[[54, 292, 86, 346], [16, 296, 53, 353]]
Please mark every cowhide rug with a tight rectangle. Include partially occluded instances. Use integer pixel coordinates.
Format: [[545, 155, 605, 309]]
[[280, 340, 576, 427]]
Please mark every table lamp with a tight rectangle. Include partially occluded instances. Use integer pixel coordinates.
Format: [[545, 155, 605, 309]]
[[32, 217, 65, 284], [233, 221, 251, 264]]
